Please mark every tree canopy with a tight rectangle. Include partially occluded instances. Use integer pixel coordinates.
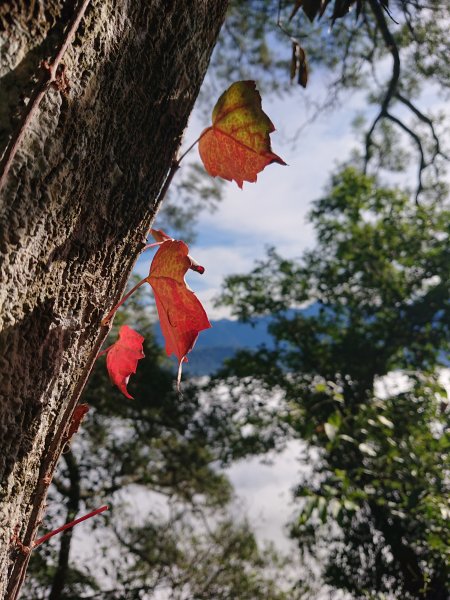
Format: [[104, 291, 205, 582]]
[[216, 167, 449, 598], [212, 0, 449, 198]]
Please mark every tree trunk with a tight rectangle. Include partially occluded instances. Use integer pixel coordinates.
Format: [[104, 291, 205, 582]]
[[0, 0, 227, 596]]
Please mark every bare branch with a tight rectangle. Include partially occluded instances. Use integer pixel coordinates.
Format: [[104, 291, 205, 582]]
[[395, 92, 449, 162], [385, 111, 425, 203], [364, 0, 401, 167]]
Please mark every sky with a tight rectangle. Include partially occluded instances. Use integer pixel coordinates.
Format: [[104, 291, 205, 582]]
[[128, 33, 450, 587], [90, 75, 365, 584], [136, 54, 449, 323], [136, 75, 367, 319]]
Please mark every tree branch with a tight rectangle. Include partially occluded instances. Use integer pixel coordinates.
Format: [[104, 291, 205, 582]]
[[385, 111, 425, 202], [395, 92, 448, 162], [364, 0, 400, 167]]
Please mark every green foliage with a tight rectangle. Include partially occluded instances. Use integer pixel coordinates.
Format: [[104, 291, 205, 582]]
[[216, 168, 450, 598], [111, 515, 296, 600]]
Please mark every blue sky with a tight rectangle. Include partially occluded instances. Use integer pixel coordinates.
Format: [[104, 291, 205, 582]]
[[145, 72, 449, 321], [84, 36, 450, 589], [139, 79, 366, 319], [152, 67, 449, 557]]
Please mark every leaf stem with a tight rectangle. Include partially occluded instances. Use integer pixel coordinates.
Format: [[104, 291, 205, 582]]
[[177, 359, 185, 393], [96, 345, 113, 359], [142, 241, 165, 252], [101, 278, 148, 326], [176, 129, 209, 165], [34, 505, 108, 547]]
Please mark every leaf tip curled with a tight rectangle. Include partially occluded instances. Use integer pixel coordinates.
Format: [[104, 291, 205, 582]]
[[105, 325, 145, 399], [188, 255, 205, 274], [150, 228, 172, 243]]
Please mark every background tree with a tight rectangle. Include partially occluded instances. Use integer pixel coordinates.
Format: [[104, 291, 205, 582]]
[[217, 168, 449, 598]]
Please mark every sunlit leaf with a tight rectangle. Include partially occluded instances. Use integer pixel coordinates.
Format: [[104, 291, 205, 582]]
[[198, 80, 285, 188]]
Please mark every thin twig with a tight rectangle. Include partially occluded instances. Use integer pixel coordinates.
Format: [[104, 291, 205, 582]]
[[364, 0, 400, 168], [34, 505, 109, 547], [395, 92, 448, 161], [0, 0, 91, 192], [385, 111, 425, 203]]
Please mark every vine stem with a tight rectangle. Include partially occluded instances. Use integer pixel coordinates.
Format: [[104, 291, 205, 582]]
[[34, 505, 109, 547], [101, 278, 148, 326], [142, 241, 165, 252], [147, 132, 204, 218], [97, 346, 113, 359], [0, 0, 91, 192]]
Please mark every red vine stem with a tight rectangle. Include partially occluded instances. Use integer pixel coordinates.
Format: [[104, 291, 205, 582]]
[[97, 346, 113, 359], [142, 241, 165, 252], [100, 111, 206, 329], [0, 0, 91, 192], [101, 277, 148, 326], [34, 505, 109, 547]]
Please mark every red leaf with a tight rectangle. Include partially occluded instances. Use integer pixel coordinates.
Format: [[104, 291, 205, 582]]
[[105, 325, 145, 399], [198, 80, 286, 188], [147, 239, 211, 374]]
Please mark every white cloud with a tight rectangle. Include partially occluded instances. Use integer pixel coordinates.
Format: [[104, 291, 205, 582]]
[[194, 98, 357, 252], [226, 439, 305, 552]]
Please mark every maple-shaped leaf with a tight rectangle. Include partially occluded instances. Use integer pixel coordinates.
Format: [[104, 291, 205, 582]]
[[105, 325, 145, 399], [198, 80, 286, 188], [146, 239, 211, 377]]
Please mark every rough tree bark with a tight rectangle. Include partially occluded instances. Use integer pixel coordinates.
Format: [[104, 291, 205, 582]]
[[0, 0, 227, 596]]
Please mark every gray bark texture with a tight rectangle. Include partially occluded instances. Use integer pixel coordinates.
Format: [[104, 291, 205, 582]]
[[0, 0, 227, 596]]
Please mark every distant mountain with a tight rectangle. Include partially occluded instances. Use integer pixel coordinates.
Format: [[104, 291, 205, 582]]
[[155, 304, 321, 376]]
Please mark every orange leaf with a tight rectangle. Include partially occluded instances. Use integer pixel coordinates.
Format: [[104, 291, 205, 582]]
[[198, 80, 286, 188], [105, 325, 145, 399], [146, 239, 211, 375]]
